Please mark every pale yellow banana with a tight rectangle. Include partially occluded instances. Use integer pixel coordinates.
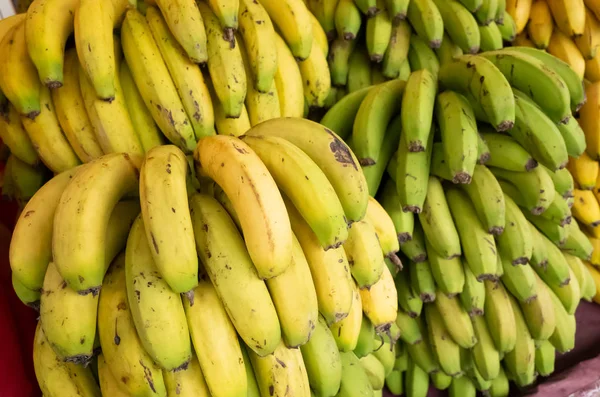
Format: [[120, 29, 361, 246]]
[[259, 0, 314, 60], [359, 265, 399, 333]]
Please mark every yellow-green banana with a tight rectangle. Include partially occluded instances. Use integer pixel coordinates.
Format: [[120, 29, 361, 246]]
[[500, 256, 537, 303], [382, 20, 412, 78], [0, 102, 38, 166], [337, 352, 374, 397], [359, 265, 398, 332], [410, 260, 436, 302], [535, 339, 556, 377], [548, 287, 577, 353], [519, 273, 557, 340], [395, 309, 423, 345], [399, 217, 427, 263], [378, 178, 415, 244], [163, 353, 211, 397], [366, 0, 393, 62], [471, 315, 500, 381], [98, 353, 133, 397], [407, 28, 441, 78], [12, 273, 40, 310], [479, 22, 503, 51], [330, 282, 363, 351], [434, 291, 478, 348], [432, 0, 481, 53], [273, 33, 306, 117], [335, 0, 362, 40], [344, 220, 385, 288], [359, 354, 385, 390], [496, 194, 533, 265], [459, 165, 506, 235], [425, 303, 462, 376], [407, 0, 444, 48], [483, 280, 517, 353], [492, 166, 555, 214], [395, 267, 424, 318], [461, 262, 486, 316], [427, 240, 466, 296], [480, 131, 538, 172], [504, 295, 536, 387], [347, 45, 373, 93], [355, 315, 376, 358], [401, 69, 437, 152], [405, 357, 430, 395], [365, 196, 401, 257], [449, 375, 476, 397], [259, 0, 313, 60]]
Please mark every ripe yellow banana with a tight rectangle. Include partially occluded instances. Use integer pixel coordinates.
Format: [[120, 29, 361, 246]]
[[33, 324, 101, 397], [98, 354, 132, 397], [10, 166, 80, 291], [266, 234, 319, 347], [98, 256, 167, 397], [188, 194, 281, 356], [527, 0, 553, 48], [547, 29, 586, 79], [568, 152, 599, 189], [586, 51, 600, 81], [52, 49, 104, 163], [53, 153, 141, 292], [121, 8, 197, 152], [330, 282, 363, 351], [183, 275, 247, 397], [21, 85, 81, 173], [365, 196, 401, 258], [125, 216, 192, 371], [273, 33, 304, 117], [574, 7, 600, 59], [25, 0, 79, 87], [580, 81, 600, 160], [298, 29, 332, 108], [547, 0, 586, 37], [260, 0, 313, 60], [194, 135, 292, 279], [163, 353, 211, 397], [572, 189, 600, 228], [152, 0, 208, 62], [343, 220, 385, 288], [206, 0, 239, 35], [506, 0, 532, 34], [359, 265, 398, 332], [205, 73, 251, 137]]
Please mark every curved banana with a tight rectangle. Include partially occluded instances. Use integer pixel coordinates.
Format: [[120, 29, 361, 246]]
[[307, 0, 337, 40], [379, 178, 414, 244], [330, 282, 363, 351], [434, 291, 477, 348], [382, 21, 412, 78], [53, 153, 141, 292], [401, 69, 437, 153], [98, 354, 133, 397], [548, 287, 577, 352], [471, 315, 500, 381], [0, 102, 38, 167], [547, 0, 586, 37], [425, 303, 462, 376], [205, 74, 251, 137], [407, 35, 440, 78], [492, 166, 555, 214], [432, 0, 480, 53], [426, 240, 465, 296], [480, 131, 537, 172], [406, 0, 444, 48], [558, 116, 587, 158], [504, 296, 536, 387], [500, 256, 537, 303], [12, 273, 41, 309], [344, 220, 385, 288], [25, 0, 79, 87], [260, 0, 313, 60], [347, 45, 373, 93], [461, 261, 486, 316], [359, 265, 398, 332], [563, 221, 594, 260], [519, 273, 557, 340], [189, 194, 282, 356], [335, 0, 362, 40], [499, 13, 518, 42], [273, 33, 304, 117], [52, 49, 104, 163], [366, 0, 392, 62], [460, 164, 506, 236], [298, 32, 332, 108], [527, 0, 553, 48], [548, 29, 586, 79], [121, 8, 197, 152], [405, 320, 439, 373], [479, 22, 503, 51], [399, 220, 427, 264], [483, 280, 517, 353], [99, 255, 167, 397], [496, 194, 533, 265]]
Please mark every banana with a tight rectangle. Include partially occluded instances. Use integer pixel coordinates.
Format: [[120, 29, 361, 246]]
[[581, 81, 600, 160], [98, 255, 167, 397], [548, 287, 577, 352], [583, 261, 600, 301], [466, 365, 494, 391], [163, 353, 211, 397], [395, 310, 424, 345], [534, 339, 555, 377], [418, 176, 461, 258], [146, 7, 215, 140], [498, 13, 517, 42], [434, 291, 478, 348], [321, 87, 371, 140], [431, 372, 452, 390], [550, 265, 581, 314], [344, 221, 385, 288], [438, 55, 514, 131], [205, 0, 239, 35], [0, 21, 41, 119], [379, 179, 415, 244], [372, 338, 396, 375], [188, 194, 281, 356], [264, 233, 319, 347], [500, 255, 538, 303], [197, 3, 247, 119], [353, 79, 406, 165], [475, 0, 499, 25], [366, 0, 392, 62], [548, 29, 586, 79], [194, 135, 292, 278], [449, 375, 476, 397], [406, 0, 444, 48], [347, 45, 373, 93], [532, 232, 572, 287], [239, 345, 261, 397], [337, 352, 374, 397], [457, 0, 482, 12], [335, 0, 362, 40], [436, 91, 478, 182], [139, 145, 198, 293], [492, 166, 555, 214], [446, 188, 498, 280], [435, 33, 464, 65], [460, 165, 506, 235], [360, 265, 399, 332], [488, 367, 509, 397], [125, 217, 192, 371], [361, 116, 402, 195], [425, 303, 462, 376], [574, 7, 600, 58], [543, 166, 575, 199], [298, 34, 332, 108], [330, 282, 363, 351], [51, 49, 103, 162], [514, 30, 542, 46], [385, 371, 404, 395], [395, 266, 424, 317], [519, 273, 557, 340], [53, 153, 141, 292], [427, 240, 465, 296], [547, 0, 586, 37], [0, 102, 38, 166], [563, 221, 594, 260], [355, 315, 376, 358], [432, 0, 481, 53], [405, 357, 430, 395], [480, 131, 537, 172], [406, 318, 440, 373], [260, 0, 313, 60], [301, 316, 343, 396], [183, 275, 247, 397], [461, 262, 486, 316], [401, 69, 437, 153], [505, 0, 531, 33], [558, 116, 587, 158], [410, 260, 436, 302], [589, 235, 600, 265], [573, 189, 600, 230], [504, 295, 536, 387], [242, 135, 347, 248], [382, 21, 412, 78], [471, 315, 500, 381], [497, 194, 533, 265], [407, 35, 441, 78], [98, 354, 133, 397], [10, 167, 80, 291], [399, 217, 427, 263], [25, 0, 78, 88], [483, 280, 517, 353], [33, 324, 101, 397], [12, 274, 41, 310], [569, 153, 599, 190], [566, 253, 595, 300], [524, 211, 570, 247], [306, 0, 338, 40], [273, 33, 304, 118], [586, 51, 600, 81], [479, 22, 503, 51], [429, 141, 454, 182]]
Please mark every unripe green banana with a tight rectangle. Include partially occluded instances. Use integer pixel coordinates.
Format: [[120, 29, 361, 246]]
[[355, 315, 376, 358], [460, 164, 506, 235], [395, 310, 423, 345], [537, 194, 572, 226], [405, 357, 431, 397], [366, 0, 393, 62], [520, 273, 557, 340], [385, 370, 404, 395], [301, 316, 343, 396], [535, 339, 556, 377], [531, 233, 571, 287], [429, 141, 454, 182], [548, 288, 576, 353], [382, 21, 412, 79], [565, 252, 595, 301], [338, 352, 374, 397], [335, 0, 362, 40], [479, 22, 503, 51], [543, 165, 574, 199], [461, 262, 486, 316], [418, 176, 462, 258], [498, 15, 517, 43], [395, 266, 424, 317], [407, 36, 441, 78], [449, 375, 476, 397], [328, 38, 357, 87], [488, 366, 509, 397], [361, 116, 402, 195], [524, 211, 569, 246], [549, 266, 581, 315], [406, 0, 444, 48], [474, 0, 498, 24], [438, 55, 514, 131], [558, 114, 587, 158], [471, 315, 500, 381], [432, 0, 481, 53], [410, 261, 437, 302], [500, 256, 538, 303], [427, 240, 466, 296], [446, 188, 498, 280], [425, 303, 462, 376], [466, 365, 492, 391], [563, 221, 594, 260], [400, 217, 428, 263], [434, 293, 478, 351], [360, 354, 386, 390], [344, 220, 385, 289], [372, 339, 396, 376], [347, 45, 372, 94], [491, 166, 556, 215], [321, 86, 370, 139], [436, 90, 478, 183], [434, 33, 464, 65], [431, 371, 452, 390], [379, 178, 415, 244], [480, 131, 538, 172], [504, 295, 536, 387], [483, 280, 517, 353], [405, 320, 440, 375], [497, 194, 534, 265], [528, 221, 550, 268], [394, 341, 409, 371]]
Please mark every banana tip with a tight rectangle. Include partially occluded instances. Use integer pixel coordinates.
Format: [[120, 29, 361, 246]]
[[397, 232, 413, 244], [429, 40, 441, 49], [496, 120, 514, 132], [451, 172, 471, 184], [45, 80, 63, 89], [525, 159, 539, 171], [343, 32, 356, 40], [366, 7, 380, 17], [489, 226, 504, 236]]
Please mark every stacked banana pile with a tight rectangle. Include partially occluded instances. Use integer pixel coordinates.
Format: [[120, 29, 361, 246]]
[[321, 46, 600, 395]]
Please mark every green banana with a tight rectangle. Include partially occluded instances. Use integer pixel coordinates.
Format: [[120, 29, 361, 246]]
[[460, 164, 506, 236], [432, 0, 481, 53], [466, 365, 492, 391], [361, 115, 402, 195], [498, 13, 517, 42], [500, 255, 538, 303], [372, 339, 395, 376], [549, 266, 581, 315], [329, 38, 357, 87], [548, 288, 576, 353], [425, 303, 462, 376], [382, 21, 412, 79], [386, 0, 410, 21], [347, 45, 373, 94], [480, 131, 538, 172], [335, 0, 362, 40], [488, 366, 509, 397], [461, 262, 486, 316], [410, 261, 437, 302], [479, 22, 503, 51], [379, 178, 415, 244], [344, 220, 385, 288], [400, 219, 428, 263], [405, 359, 430, 395], [407, 36, 441, 78], [435, 292, 478, 348], [519, 273, 557, 340], [395, 310, 424, 345], [535, 339, 556, 377], [401, 69, 437, 152], [359, 354, 386, 390], [429, 142, 454, 182], [385, 370, 404, 395], [320, 86, 371, 139], [434, 33, 464, 65], [431, 372, 452, 390], [491, 166, 556, 215], [395, 267, 424, 317], [474, 0, 498, 25], [558, 114, 587, 158], [427, 240, 466, 296], [565, 252, 595, 300], [394, 341, 409, 371], [449, 375, 476, 397], [483, 280, 517, 353], [477, 133, 491, 165], [406, 318, 440, 373], [438, 55, 514, 131], [504, 295, 536, 387], [497, 194, 533, 265], [338, 352, 374, 397], [545, 165, 574, 198], [446, 188, 498, 280], [355, 315, 376, 358], [524, 211, 569, 246], [471, 315, 501, 381], [406, 0, 444, 48], [531, 232, 571, 287], [366, 0, 393, 62]]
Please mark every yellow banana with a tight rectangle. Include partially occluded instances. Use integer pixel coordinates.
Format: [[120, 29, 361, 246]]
[[25, 0, 79, 88], [12, 273, 40, 310], [53, 153, 141, 292], [547, 29, 586, 79], [183, 275, 247, 397], [273, 33, 305, 117], [359, 265, 398, 333], [119, 61, 166, 152], [298, 32, 332, 108], [21, 85, 81, 173], [574, 7, 600, 59], [194, 135, 293, 279], [98, 255, 167, 397], [527, 0, 553, 48], [330, 282, 363, 351], [205, 73, 251, 137], [121, 8, 197, 152], [163, 353, 211, 397], [146, 6, 215, 140], [52, 49, 104, 163], [310, 12, 330, 57], [126, 216, 192, 371], [152, 0, 208, 62], [266, 234, 320, 348], [188, 194, 281, 356], [547, 0, 586, 37], [580, 81, 600, 160], [0, 21, 41, 118], [506, 0, 533, 34], [206, 0, 239, 35], [572, 189, 600, 228], [365, 197, 401, 258], [98, 354, 131, 397], [586, 50, 600, 81], [33, 324, 101, 397], [568, 152, 599, 189], [260, 0, 314, 60], [0, 102, 38, 167]]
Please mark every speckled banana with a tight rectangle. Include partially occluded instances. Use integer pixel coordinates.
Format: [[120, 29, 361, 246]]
[[259, 0, 313, 60], [496, 194, 533, 265], [298, 28, 332, 108], [189, 194, 281, 356], [194, 135, 293, 279], [53, 153, 141, 292], [98, 354, 133, 397], [161, 354, 211, 397]]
